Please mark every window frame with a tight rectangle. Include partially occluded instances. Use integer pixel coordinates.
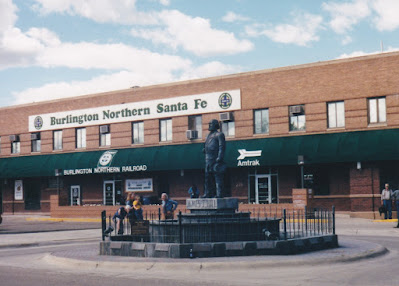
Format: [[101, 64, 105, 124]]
[[159, 118, 173, 142], [53, 130, 63, 151], [368, 97, 386, 124], [31, 132, 41, 153], [221, 121, 235, 137], [327, 101, 345, 129], [11, 136, 20, 154], [253, 108, 269, 134], [99, 125, 111, 147], [75, 127, 86, 149], [188, 115, 202, 139], [289, 105, 306, 132], [132, 121, 144, 144]]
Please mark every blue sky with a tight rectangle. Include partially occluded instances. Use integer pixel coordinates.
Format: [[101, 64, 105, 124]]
[[1, 0, 399, 107]]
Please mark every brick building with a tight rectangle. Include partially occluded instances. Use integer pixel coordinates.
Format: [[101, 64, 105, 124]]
[[1, 51, 399, 217]]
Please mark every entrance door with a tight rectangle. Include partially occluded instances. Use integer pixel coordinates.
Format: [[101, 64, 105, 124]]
[[255, 175, 271, 204], [103, 181, 115, 206], [25, 180, 41, 210], [70, 185, 81, 206]]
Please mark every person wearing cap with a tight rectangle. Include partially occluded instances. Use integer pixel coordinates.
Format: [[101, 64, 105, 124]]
[[113, 205, 131, 234], [381, 183, 393, 220]]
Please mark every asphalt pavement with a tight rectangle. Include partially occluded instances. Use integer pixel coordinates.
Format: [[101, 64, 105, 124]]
[[0, 213, 398, 271]]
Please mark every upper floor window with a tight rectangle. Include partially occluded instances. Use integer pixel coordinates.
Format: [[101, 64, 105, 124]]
[[289, 105, 306, 131], [76, 127, 86, 149], [254, 109, 269, 134], [99, 125, 111, 147], [53, 130, 63, 150], [368, 97, 386, 124], [160, 119, 172, 142], [132, 121, 144, 144], [220, 112, 235, 137], [327, 101, 345, 128], [31, 132, 41, 152], [188, 115, 202, 139], [10, 135, 20, 154]]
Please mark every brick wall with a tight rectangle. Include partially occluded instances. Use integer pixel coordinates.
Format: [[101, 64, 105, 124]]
[[49, 188, 310, 218], [2, 52, 399, 157]]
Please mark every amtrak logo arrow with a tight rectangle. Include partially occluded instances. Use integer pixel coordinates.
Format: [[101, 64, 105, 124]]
[[237, 149, 262, 160]]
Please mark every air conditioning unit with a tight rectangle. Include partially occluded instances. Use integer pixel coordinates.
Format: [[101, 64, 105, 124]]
[[289, 105, 304, 115], [100, 125, 109, 134], [219, 112, 234, 122], [31, 133, 40, 140], [186, 130, 198, 140], [9, 135, 19, 142]]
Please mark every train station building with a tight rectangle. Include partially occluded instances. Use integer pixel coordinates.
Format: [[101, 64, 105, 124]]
[[1, 51, 399, 218]]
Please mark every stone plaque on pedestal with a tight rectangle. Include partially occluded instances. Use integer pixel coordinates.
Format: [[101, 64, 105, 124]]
[[186, 198, 238, 213]]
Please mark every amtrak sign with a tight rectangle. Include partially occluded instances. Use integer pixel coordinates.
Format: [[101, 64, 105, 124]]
[[63, 150, 147, 176], [29, 90, 241, 132], [237, 149, 262, 166]]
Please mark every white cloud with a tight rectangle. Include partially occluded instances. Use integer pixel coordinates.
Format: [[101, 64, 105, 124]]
[[337, 46, 399, 59], [178, 61, 239, 81], [322, 0, 371, 34], [372, 0, 399, 31], [222, 11, 250, 23], [32, 0, 159, 25], [245, 12, 323, 46], [0, 0, 18, 34], [341, 35, 353, 45], [1, 1, 243, 106], [12, 70, 173, 105], [12, 60, 242, 105], [159, 0, 170, 6], [33, 0, 253, 57], [36, 41, 191, 72], [131, 10, 254, 57]]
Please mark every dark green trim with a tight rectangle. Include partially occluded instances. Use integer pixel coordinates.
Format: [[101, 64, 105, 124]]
[[0, 128, 398, 178]]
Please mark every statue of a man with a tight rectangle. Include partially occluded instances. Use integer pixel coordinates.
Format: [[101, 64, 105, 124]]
[[203, 119, 226, 198]]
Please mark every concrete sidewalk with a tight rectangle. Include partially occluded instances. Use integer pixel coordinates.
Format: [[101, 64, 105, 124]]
[[0, 214, 397, 270]]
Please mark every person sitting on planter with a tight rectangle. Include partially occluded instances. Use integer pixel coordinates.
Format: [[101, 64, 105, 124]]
[[133, 195, 143, 220], [113, 205, 131, 235]]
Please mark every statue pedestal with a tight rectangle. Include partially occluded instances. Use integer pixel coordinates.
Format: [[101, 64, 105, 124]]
[[150, 197, 280, 243], [183, 198, 248, 223], [186, 198, 238, 214]]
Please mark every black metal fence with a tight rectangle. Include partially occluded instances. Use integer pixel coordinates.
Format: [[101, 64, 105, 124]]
[[101, 206, 335, 242]]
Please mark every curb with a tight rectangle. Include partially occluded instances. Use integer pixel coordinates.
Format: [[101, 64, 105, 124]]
[[26, 217, 101, 223], [45, 238, 388, 272], [0, 238, 98, 249]]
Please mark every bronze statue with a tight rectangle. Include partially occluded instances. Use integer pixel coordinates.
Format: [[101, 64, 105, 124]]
[[202, 119, 226, 198]]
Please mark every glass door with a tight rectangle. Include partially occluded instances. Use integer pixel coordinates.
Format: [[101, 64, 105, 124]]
[[103, 180, 115, 206], [255, 175, 271, 204], [70, 185, 81, 206]]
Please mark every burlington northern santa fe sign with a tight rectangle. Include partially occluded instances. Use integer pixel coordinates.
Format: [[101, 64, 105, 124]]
[[28, 90, 241, 132]]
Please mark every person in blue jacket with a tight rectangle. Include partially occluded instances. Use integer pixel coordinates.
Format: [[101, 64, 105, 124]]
[[161, 193, 178, 219], [188, 184, 200, 198]]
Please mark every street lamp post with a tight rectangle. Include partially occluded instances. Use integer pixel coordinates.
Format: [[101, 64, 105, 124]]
[[298, 155, 305, 189], [55, 169, 62, 204]]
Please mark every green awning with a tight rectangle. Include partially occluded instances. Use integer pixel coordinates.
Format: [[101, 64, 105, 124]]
[[1, 128, 399, 178]]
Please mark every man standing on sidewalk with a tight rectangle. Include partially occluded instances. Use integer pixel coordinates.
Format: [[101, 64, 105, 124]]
[[381, 183, 393, 220], [392, 189, 399, 227]]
